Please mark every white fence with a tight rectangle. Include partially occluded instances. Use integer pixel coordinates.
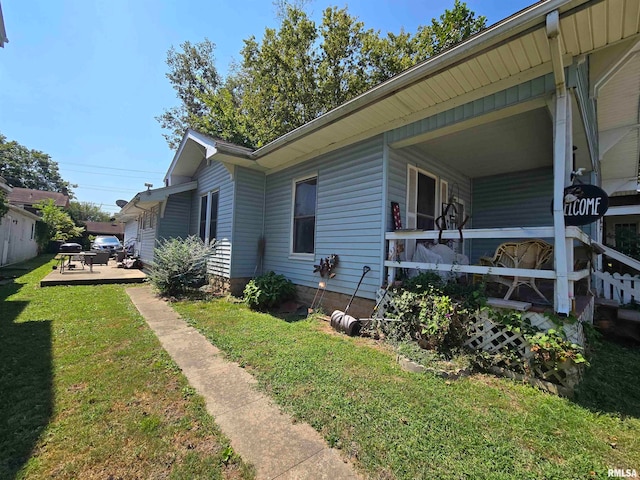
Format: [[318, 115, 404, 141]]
[[594, 271, 640, 305]]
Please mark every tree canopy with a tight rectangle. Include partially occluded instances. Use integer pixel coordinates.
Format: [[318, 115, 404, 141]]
[[68, 201, 112, 224], [0, 133, 74, 196], [34, 198, 85, 247], [158, 1, 486, 149]]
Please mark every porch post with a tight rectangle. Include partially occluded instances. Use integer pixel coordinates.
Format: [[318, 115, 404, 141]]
[[548, 10, 571, 315], [552, 92, 572, 315]]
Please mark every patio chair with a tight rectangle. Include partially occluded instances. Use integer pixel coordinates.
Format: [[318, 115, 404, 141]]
[[84, 251, 110, 267], [479, 239, 553, 302]]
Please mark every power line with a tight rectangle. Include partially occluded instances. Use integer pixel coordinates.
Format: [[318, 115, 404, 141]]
[[58, 161, 165, 174], [64, 169, 160, 179], [74, 184, 142, 192]]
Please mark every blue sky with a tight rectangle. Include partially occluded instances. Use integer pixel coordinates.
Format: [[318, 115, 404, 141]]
[[0, 0, 533, 214]]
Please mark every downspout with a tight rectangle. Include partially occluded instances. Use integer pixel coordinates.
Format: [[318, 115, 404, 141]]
[[547, 10, 571, 315]]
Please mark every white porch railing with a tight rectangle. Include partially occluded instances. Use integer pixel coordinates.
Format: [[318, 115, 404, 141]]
[[591, 242, 640, 304], [594, 271, 640, 304], [385, 226, 592, 300]]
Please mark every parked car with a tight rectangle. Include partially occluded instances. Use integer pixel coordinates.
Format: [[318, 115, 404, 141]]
[[91, 235, 123, 256]]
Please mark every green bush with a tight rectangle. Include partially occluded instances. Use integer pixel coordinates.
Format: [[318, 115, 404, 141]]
[[243, 271, 295, 310], [149, 236, 216, 297]]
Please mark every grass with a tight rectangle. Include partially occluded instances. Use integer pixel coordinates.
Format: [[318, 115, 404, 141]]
[[0, 256, 254, 479], [175, 298, 640, 480]]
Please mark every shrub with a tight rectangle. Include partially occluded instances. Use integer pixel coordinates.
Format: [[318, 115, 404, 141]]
[[243, 271, 295, 310], [149, 236, 216, 297]]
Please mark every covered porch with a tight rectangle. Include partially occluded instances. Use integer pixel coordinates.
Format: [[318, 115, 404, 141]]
[[383, 81, 595, 317]]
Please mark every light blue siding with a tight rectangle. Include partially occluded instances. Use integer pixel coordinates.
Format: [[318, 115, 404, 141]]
[[139, 226, 156, 266], [470, 167, 554, 262], [231, 167, 266, 278], [387, 73, 555, 146], [263, 137, 384, 300], [190, 160, 235, 278], [157, 191, 191, 241]]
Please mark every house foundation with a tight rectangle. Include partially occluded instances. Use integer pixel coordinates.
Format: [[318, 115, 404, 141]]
[[295, 285, 375, 318], [207, 275, 252, 297]]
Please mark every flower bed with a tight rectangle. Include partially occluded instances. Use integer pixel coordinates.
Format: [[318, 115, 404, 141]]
[[371, 273, 588, 395]]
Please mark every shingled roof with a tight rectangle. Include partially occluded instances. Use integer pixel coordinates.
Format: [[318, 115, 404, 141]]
[[84, 221, 124, 237], [7, 187, 70, 208]]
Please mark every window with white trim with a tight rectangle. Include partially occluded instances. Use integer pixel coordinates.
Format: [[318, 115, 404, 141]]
[[199, 190, 219, 243], [292, 176, 317, 255], [406, 166, 444, 259]]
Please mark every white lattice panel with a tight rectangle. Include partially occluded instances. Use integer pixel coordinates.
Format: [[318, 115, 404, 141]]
[[376, 289, 583, 389]]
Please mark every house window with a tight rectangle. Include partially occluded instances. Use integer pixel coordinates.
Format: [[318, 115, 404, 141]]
[[199, 190, 219, 243], [407, 166, 438, 230], [199, 195, 207, 241], [614, 223, 638, 252], [150, 206, 158, 229], [417, 173, 436, 229], [292, 176, 317, 255], [209, 191, 219, 240]]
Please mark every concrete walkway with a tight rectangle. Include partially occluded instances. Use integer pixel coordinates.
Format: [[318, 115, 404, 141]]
[[126, 286, 359, 480]]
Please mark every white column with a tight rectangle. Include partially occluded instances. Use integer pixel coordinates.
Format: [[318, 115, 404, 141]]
[[552, 91, 571, 315]]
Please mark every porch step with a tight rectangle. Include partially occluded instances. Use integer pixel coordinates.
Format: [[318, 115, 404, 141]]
[[617, 309, 640, 324], [487, 298, 532, 311], [594, 297, 620, 308]]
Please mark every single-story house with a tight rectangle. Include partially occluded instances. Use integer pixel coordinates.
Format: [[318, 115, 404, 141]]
[[0, 177, 39, 266], [119, 0, 640, 318], [7, 187, 70, 215], [84, 221, 124, 241]]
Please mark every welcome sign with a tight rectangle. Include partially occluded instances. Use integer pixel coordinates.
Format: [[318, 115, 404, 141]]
[[561, 184, 609, 226]]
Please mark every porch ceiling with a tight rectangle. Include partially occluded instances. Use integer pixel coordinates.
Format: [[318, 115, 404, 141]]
[[596, 41, 640, 196], [406, 108, 553, 178]]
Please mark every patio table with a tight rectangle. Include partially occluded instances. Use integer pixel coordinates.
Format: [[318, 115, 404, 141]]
[[57, 252, 97, 273]]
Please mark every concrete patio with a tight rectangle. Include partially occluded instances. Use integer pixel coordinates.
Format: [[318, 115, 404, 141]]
[[40, 258, 146, 287]]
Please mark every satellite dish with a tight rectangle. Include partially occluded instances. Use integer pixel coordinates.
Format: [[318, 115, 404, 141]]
[[115, 199, 128, 208]]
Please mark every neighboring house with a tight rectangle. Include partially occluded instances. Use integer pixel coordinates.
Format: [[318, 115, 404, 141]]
[[7, 187, 70, 215], [120, 0, 640, 318], [0, 177, 39, 266], [84, 221, 124, 241]]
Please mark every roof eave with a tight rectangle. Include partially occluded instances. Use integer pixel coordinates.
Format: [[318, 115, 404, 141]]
[[164, 130, 256, 183], [252, 0, 582, 163]]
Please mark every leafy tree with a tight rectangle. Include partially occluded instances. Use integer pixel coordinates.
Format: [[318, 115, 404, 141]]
[[34, 199, 84, 249], [158, 2, 486, 149], [422, 0, 487, 56], [238, 6, 320, 147], [0, 191, 9, 219], [68, 201, 112, 223], [0, 133, 74, 195], [317, 6, 371, 111], [155, 39, 222, 150]]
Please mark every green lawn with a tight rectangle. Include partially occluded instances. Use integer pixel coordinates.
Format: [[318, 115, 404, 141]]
[[0, 256, 253, 479], [175, 298, 640, 480]]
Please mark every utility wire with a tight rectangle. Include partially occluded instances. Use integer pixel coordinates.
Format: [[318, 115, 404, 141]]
[[65, 169, 160, 179], [74, 184, 141, 192], [58, 161, 164, 174]]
